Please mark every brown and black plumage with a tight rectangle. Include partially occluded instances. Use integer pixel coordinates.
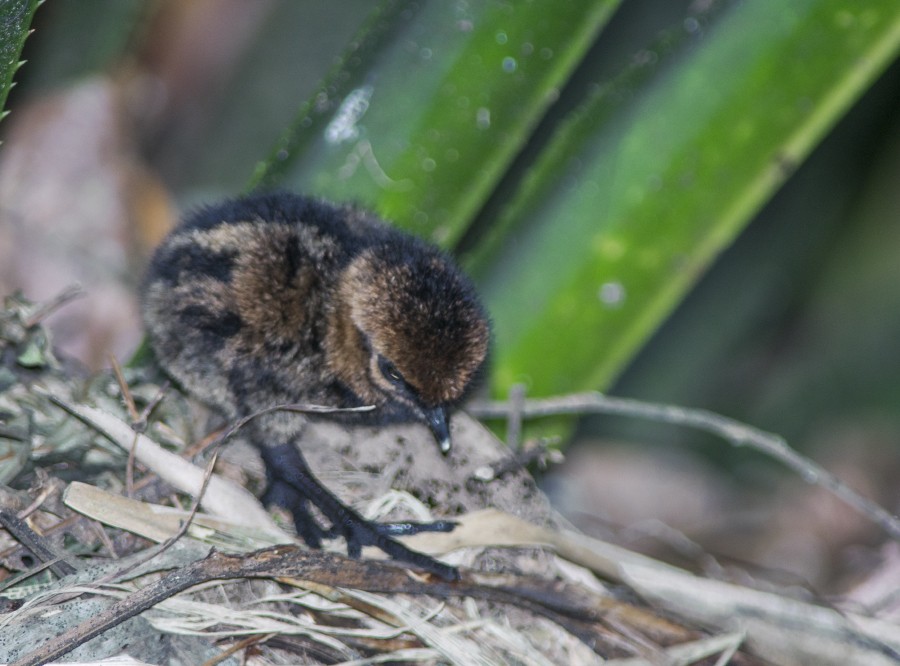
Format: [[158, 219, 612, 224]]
[[142, 192, 490, 580]]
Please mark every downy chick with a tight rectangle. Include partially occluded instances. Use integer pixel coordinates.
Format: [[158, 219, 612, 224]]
[[142, 192, 490, 580]]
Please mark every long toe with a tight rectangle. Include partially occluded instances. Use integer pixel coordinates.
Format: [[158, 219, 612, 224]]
[[373, 520, 458, 537], [344, 519, 460, 581]]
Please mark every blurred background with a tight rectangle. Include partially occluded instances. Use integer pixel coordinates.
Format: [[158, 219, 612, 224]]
[[1, 0, 899, 596]]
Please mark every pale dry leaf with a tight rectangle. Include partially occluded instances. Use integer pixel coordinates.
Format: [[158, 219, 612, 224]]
[[48, 394, 287, 540], [622, 560, 900, 666]]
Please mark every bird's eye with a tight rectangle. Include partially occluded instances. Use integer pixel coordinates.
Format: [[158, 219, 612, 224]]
[[378, 357, 405, 387]]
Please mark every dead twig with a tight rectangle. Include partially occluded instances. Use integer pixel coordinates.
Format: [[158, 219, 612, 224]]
[[109, 355, 141, 497], [468, 437, 562, 485], [469, 392, 900, 543], [109, 354, 170, 496], [200, 632, 276, 666], [0, 510, 79, 578], [96, 447, 223, 588], [505, 383, 526, 451], [108, 355, 140, 425], [9, 545, 694, 666], [22, 285, 85, 328]]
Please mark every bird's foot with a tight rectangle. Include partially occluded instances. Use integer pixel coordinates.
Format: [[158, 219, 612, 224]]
[[262, 479, 327, 549], [260, 443, 460, 582], [335, 514, 460, 581]]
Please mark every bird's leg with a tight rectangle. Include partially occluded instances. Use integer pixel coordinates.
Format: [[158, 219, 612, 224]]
[[261, 471, 328, 549], [258, 442, 460, 582], [260, 441, 456, 538]]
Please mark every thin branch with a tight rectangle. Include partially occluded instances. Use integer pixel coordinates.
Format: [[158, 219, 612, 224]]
[[468, 392, 900, 543], [505, 383, 526, 451], [9, 545, 692, 666], [0, 510, 79, 578], [200, 633, 276, 666], [108, 356, 142, 497], [468, 437, 561, 484], [22, 284, 85, 327], [98, 447, 224, 588], [109, 354, 139, 424]]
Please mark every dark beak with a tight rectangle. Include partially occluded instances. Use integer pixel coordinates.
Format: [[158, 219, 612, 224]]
[[423, 405, 451, 455]]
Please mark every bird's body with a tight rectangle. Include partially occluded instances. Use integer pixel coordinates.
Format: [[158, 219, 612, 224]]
[[142, 192, 490, 580]]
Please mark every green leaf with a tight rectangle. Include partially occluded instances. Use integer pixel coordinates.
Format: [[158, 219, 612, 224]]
[[251, 0, 621, 246], [251, 0, 900, 412], [17, 339, 45, 368], [468, 0, 900, 398], [0, 0, 40, 123]]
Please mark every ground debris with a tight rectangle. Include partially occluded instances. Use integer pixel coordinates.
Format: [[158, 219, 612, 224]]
[[3, 294, 895, 665]]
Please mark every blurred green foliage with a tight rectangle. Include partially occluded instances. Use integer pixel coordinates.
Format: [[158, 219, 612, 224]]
[[250, 0, 900, 417], [8, 0, 900, 452], [252, 0, 620, 248]]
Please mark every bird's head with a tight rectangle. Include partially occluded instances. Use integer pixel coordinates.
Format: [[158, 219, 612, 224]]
[[327, 239, 490, 453]]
